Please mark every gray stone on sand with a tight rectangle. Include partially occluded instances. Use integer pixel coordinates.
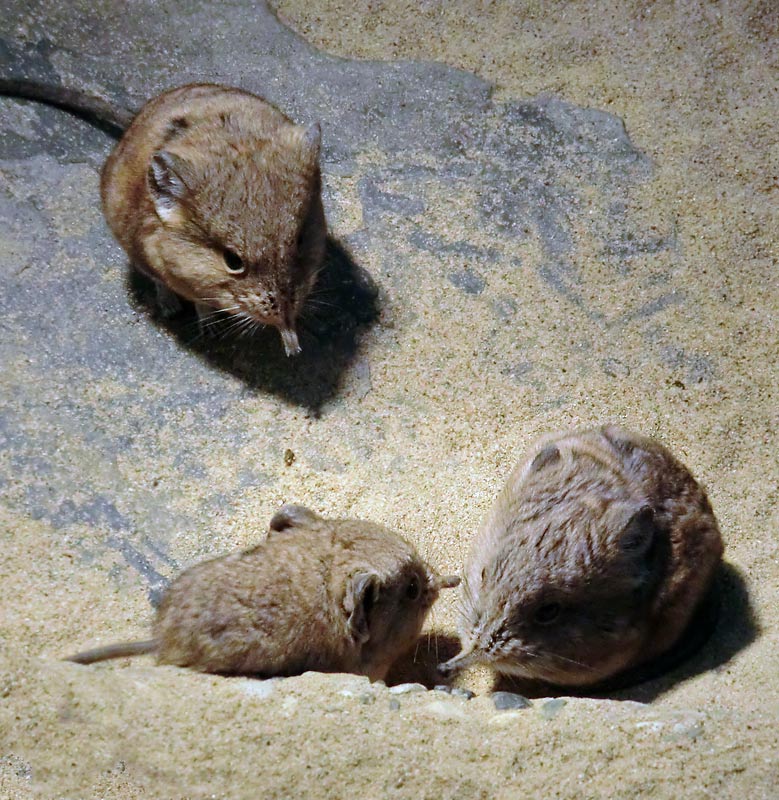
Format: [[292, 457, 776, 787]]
[[451, 687, 475, 700], [388, 683, 428, 695], [492, 692, 532, 711], [540, 698, 567, 720]]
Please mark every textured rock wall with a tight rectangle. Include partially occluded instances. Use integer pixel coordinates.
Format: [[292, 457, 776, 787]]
[[0, 1, 776, 797]]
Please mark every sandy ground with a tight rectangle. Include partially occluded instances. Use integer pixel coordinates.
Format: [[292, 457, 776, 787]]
[[0, 0, 778, 797]]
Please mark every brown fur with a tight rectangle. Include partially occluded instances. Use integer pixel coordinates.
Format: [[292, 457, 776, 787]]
[[0, 80, 326, 355], [439, 425, 723, 687], [66, 506, 459, 681], [101, 84, 326, 355]]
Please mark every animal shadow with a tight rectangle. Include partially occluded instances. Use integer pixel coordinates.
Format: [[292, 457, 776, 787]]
[[128, 236, 380, 413], [385, 633, 462, 688], [492, 562, 758, 700]]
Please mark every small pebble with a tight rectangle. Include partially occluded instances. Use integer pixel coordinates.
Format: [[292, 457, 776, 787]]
[[433, 685, 452, 694], [388, 698, 401, 712], [492, 691, 532, 711], [389, 683, 427, 695], [451, 687, 475, 700], [359, 693, 376, 705], [540, 698, 567, 720]]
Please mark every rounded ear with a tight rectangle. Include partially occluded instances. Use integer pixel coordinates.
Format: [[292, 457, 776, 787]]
[[269, 504, 320, 533], [619, 506, 656, 557], [343, 571, 379, 644], [148, 151, 188, 221], [530, 445, 561, 473]]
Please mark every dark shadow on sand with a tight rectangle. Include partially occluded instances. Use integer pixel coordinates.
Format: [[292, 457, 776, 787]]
[[492, 562, 758, 701], [127, 236, 380, 414], [385, 633, 463, 688]]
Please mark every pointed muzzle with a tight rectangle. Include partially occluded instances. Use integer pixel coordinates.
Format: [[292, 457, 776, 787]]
[[437, 643, 483, 676], [279, 326, 301, 357]]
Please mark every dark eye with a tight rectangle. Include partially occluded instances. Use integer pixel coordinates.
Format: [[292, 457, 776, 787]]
[[534, 603, 561, 625], [406, 577, 421, 601], [223, 248, 246, 275]]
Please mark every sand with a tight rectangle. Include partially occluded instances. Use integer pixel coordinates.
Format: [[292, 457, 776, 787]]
[[0, 0, 777, 797]]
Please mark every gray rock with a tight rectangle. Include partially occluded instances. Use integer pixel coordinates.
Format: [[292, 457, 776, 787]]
[[450, 687, 475, 700], [388, 683, 427, 695], [491, 692, 532, 711], [540, 698, 567, 719]]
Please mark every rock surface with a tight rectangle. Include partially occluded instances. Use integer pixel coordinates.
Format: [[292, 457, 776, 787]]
[[1, 0, 777, 798]]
